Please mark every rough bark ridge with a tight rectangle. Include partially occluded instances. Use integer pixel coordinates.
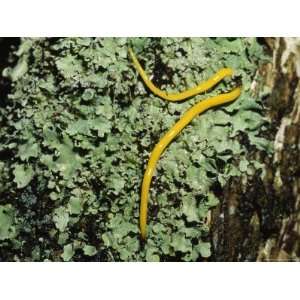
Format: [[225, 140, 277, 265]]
[[211, 38, 300, 261], [257, 38, 300, 261]]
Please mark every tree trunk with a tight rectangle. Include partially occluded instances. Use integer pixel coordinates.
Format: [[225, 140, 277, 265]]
[[211, 38, 300, 261]]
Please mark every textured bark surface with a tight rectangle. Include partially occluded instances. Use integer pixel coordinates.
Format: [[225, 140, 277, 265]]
[[211, 38, 300, 261], [258, 38, 300, 261]]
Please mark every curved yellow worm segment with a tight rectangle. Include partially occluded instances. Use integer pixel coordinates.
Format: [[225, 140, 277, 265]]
[[139, 87, 241, 239], [129, 47, 233, 102], [129, 48, 242, 239]]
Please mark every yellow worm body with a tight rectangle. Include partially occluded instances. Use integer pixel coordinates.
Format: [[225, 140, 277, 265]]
[[129, 47, 233, 101], [129, 48, 242, 239]]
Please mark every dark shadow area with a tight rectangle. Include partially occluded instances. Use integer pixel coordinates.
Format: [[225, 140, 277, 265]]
[[0, 37, 20, 105]]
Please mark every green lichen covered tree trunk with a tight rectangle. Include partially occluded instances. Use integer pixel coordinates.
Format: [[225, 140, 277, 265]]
[[1, 37, 298, 261], [211, 38, 300, 261]]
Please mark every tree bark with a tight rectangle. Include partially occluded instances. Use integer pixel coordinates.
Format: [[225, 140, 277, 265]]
[[211, 38, 300, 261]]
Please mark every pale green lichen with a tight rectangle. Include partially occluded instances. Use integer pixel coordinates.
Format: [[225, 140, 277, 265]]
[[0, 204, 17, 240], [0, 38, 272, 261]]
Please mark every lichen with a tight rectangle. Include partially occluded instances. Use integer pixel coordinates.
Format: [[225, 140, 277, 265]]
[[0, 38, 272, 261]]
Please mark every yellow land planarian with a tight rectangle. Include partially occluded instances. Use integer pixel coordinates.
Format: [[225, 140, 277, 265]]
[[129, 48, 241, 240]]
